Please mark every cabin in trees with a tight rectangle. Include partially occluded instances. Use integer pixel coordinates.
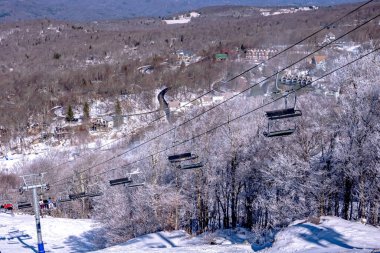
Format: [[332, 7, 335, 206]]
[[310, 55, 327, 68], [177, 50, 194, 63], [215, 53, 228, 61], [91, 116, 114, 131]]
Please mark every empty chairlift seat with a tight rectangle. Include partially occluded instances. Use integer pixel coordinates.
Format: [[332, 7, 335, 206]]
[[17, 202, 32, 209], [168, 152, 204, 170], [263, 92, 302, 138], [109, 171, 145, 187]]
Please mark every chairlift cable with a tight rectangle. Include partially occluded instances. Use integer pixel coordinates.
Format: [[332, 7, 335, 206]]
[[50, 12, 380, 187], [43, 0, 375, 178], [52, 47, 379, 188]]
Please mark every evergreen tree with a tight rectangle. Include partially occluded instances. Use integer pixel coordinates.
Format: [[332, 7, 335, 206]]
[[66, 105, 75, 122], [83, 102, 90, 121], [114, 100, 123, 128]]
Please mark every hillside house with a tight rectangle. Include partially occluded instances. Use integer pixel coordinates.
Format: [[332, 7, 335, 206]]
[[212, 96, 224, 103], [311, 55, 327, 68], [245, 49, 278, 62], [168, 101, 180, 112], [326, 32, 336, 41], [201, 96, 213, 106], [321, 32, 336, 45], [215, 53, 228, 61], [177, 50, 194, 63], [92, 116, 114, 130], [54, 126, 70, 139]]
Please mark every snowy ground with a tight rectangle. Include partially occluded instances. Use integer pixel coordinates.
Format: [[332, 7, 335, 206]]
[[1, 214, 379, 253], [95, 216, 380, 253], [0, 213, 104, 253], [93, 229, 252, 253], [264, 216, 380, 253]]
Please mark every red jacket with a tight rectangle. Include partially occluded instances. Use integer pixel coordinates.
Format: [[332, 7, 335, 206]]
[[3, 203, 13, 209]]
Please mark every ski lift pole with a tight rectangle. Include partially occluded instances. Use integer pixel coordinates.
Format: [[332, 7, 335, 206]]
[[32, 187, 45, 253], [20, 173, 48, 253]]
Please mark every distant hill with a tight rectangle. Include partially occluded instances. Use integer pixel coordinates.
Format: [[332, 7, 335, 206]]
[[0, 0, 366, 22]]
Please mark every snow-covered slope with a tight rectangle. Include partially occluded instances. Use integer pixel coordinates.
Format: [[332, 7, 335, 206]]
[[264, 216, 380, 253], [0, 213, 103, 253], [93, 229, 253, 253], [1, 214, 379, 253]]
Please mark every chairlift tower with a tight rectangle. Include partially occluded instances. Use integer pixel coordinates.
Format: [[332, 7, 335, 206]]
[[20, 173, 49, 253]]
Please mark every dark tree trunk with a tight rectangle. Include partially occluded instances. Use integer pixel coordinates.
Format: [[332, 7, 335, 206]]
[[245, 195, 253, 229], [343, 178, 352, 220], [334, 192, 339, 216]]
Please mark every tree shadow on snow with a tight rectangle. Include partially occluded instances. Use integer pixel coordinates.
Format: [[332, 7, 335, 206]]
[[156, 232, 177, 247], [295, 224, 361, 250], [64, 228, 107, 253], [118, 232, 179, 249], [7, 230, 37, 253]]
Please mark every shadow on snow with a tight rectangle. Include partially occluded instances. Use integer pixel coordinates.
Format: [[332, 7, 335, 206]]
[[295, 223, 360, 250], [64, 227, 107, 253]]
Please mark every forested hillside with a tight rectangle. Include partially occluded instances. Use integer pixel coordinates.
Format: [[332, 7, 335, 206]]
[[0, 1, 379, 249]]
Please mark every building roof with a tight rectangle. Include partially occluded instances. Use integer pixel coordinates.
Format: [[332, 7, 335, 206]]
[[313, 55, 327, 64], [215, 53, 228, 60]]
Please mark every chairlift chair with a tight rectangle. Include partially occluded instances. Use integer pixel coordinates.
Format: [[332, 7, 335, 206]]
[[69, 192, 86, 200], [58, 197, 72, 203], [17, 202, 32, 210], [109, 177, 132, 186], [263, 92, 302, 138], [168, 152, 198, 163], [68, 190, 102, 200], [179, 162, 204, 170], [109, 171, 145, 187], [168, 152, 204, 170]]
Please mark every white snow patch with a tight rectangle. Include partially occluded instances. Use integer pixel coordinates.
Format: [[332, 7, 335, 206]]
[[0, 213, 102, 253], [260, 7, 318, 16], [94, 230, 252, 253], [164, 12, 200, 25], [264, 216, 380, 253]]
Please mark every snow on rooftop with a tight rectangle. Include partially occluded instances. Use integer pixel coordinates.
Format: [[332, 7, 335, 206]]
[[164, 12, 200, 25], [260, 6, 318, 17]]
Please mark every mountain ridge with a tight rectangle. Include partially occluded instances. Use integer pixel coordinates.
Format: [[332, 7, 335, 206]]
[[0, 0, 365, 22]]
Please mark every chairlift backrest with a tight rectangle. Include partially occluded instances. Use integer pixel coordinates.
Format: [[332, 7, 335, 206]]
[[168, 153, 192, 162], [109, 177, 132, 186], [265, 108, 302, 120], [69, 192, 86, 200], [69, 191, 102, 199], [17, 202, 32, 209]]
